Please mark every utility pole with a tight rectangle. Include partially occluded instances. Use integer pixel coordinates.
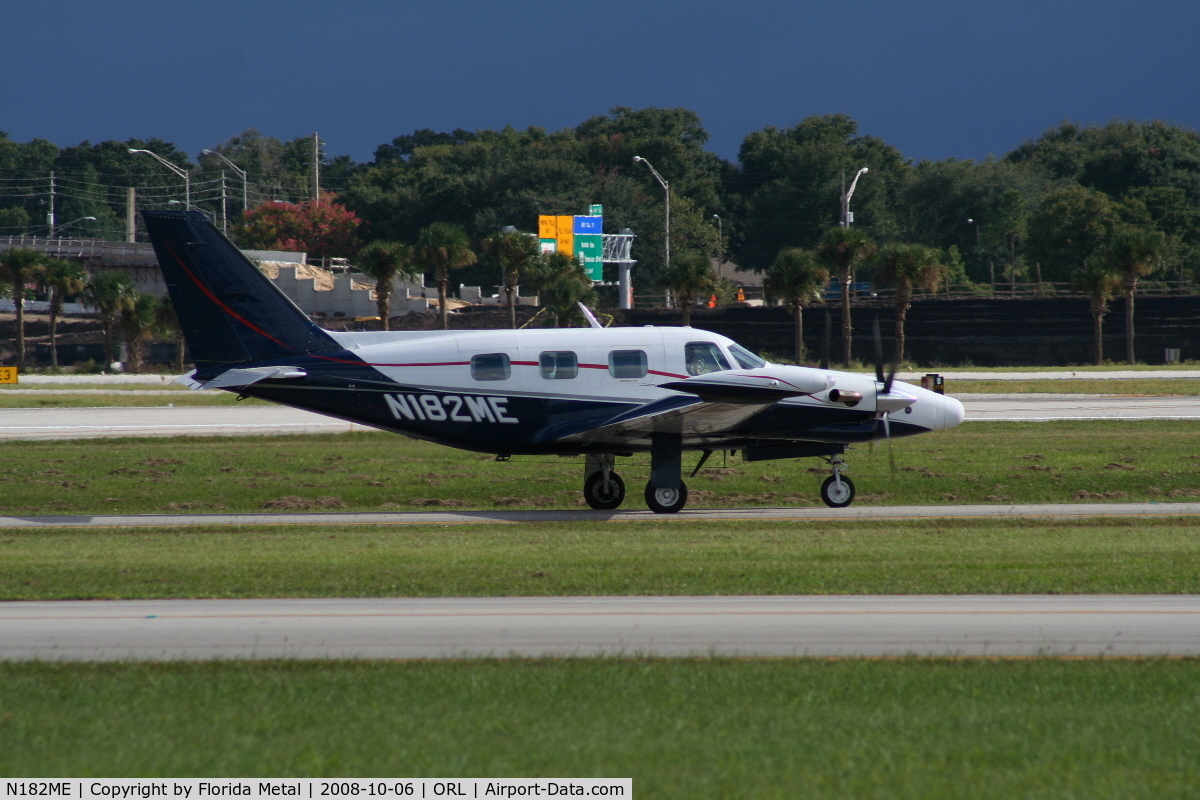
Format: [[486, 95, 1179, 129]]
[[219, 174, 228, 233], [126, 187, 136, 242], [47, 171, 55, 236], [312, 132, 320, 203]]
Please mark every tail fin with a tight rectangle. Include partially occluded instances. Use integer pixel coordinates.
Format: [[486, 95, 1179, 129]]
[[143, 210, 339, 372]]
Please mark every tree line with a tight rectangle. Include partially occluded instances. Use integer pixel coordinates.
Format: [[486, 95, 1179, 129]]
[[0, 247, 181, 370], [2, 109, 1199, 363]]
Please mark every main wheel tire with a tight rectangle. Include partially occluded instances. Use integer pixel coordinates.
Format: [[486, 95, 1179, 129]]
[[584, 471, 626, 510], [645, 480, 688, 514], [820, 474, 856, 508]]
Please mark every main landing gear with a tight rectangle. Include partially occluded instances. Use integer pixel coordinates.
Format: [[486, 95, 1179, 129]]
[[582, 434, 689, 514], [820, 455, 856, 508], [645, 481, 688, 514]]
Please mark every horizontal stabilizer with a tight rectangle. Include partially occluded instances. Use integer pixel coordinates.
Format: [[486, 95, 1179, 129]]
[[177, 366, 307, 391]]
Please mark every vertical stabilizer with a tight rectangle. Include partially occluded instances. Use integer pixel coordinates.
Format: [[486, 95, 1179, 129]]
[[142, 210, 339, 372]]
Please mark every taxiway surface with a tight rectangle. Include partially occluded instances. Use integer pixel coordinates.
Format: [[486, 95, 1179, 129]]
[[2, 501, 1199, 528], [3, 595, 1197, 660], [1, 394, 1198, 440]]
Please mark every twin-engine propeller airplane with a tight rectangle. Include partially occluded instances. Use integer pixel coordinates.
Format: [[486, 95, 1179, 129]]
[[143, 209, 964, 513]]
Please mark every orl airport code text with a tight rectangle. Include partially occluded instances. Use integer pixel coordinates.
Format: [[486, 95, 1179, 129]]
[[5, 782, 630, 799]]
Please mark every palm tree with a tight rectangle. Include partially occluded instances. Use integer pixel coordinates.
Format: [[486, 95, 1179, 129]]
[[36, 257, 89, 370], [356, 240, 415, 330], [0, 247, 46, 364], [871, 243, 946, 363], [119, 293, 159, 373], [154, 294, 186, 372], [816, 227, 874, 367], [525, 252, 596, 328], [479, 231, 541, 328], [1097, 226, 1166, 364], [414, 223, 476, 330], [83, 270, 138, 365], [763, 248, 829, 364], [1072, 257, 1122, 366], [655, 251, 715, 327]]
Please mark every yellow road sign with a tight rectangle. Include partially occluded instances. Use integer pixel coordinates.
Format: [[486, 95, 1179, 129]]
[[0, 367, 17, 384]]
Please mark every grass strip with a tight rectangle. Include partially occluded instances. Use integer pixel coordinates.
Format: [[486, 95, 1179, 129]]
[[1, 659, 1197, 798], [3, 517, 1199, 599], [1, 421, 1200, 516], [948, 378, 1200, 394]]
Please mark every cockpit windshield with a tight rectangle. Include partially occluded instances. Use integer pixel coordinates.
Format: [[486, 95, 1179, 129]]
[[685, 342, 733, 376], [728, 343, 767, 370]]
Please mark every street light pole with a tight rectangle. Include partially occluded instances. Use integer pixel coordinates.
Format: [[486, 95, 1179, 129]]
[[52, 216, 96, 238], [967, 218, 991, 286], [839, 167, 868, 227], [202, 149, 248, 213], [633, 156, 669, 302], [129, 149, 191, 209]]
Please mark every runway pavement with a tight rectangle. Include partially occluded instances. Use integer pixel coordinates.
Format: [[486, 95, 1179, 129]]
[[3, 595, 1197, 660], [1, 393, 1199, 440], [0, 405, 359, 439], [1, 501, 1199, 528], [965, 393, 1200, 420]]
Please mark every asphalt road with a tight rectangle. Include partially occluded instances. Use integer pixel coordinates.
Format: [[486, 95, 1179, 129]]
[[2, 394, 1199, 440], [3, 595, 1197, 660]]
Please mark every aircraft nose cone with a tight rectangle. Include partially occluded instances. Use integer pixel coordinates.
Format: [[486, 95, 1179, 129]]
[[941, 395, 965, 429]]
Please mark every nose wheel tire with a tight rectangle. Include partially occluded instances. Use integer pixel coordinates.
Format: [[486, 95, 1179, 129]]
[[645, 481, 688, 514], [584, 471, 626, 510], [820, 474, 856, 508]]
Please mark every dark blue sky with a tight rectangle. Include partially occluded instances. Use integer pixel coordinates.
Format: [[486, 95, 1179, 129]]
[[4, 0, 1198, 166]]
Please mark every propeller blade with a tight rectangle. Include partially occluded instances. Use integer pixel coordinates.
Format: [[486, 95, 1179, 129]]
[[883, 411, 897, 475], [872, 316, 899, 394], [872, 318, 884, 383], [820, 311, 830, 371]]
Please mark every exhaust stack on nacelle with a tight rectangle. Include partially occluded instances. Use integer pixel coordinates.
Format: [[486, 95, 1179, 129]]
[[827, 389, 863, 406]]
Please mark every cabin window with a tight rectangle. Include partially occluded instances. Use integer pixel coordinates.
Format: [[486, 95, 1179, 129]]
[[608, 350, 647, 379], [685, 342, 733, 376], [540, 351, 578, 379], [471, 353, 511, 381], [728, 343, 767, 370]]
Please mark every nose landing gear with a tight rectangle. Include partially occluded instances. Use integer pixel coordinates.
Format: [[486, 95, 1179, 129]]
[[819, 455, 856, 508], [583, 453, 626, 510]]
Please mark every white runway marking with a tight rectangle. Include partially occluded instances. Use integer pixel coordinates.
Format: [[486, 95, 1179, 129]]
[[3, 595, 1197, 660]]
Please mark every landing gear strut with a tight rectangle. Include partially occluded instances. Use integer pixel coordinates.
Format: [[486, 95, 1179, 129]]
[[583, 453, 625, 510], [644, 432, 687, 513], [820, 455, 855, 508]]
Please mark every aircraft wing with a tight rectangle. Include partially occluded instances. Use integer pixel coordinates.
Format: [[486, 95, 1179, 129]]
[[552, 367, 832, 444]]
